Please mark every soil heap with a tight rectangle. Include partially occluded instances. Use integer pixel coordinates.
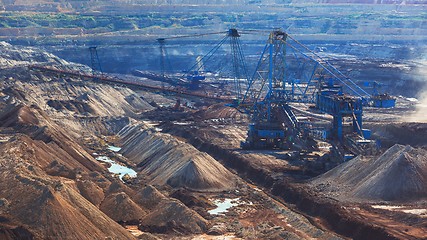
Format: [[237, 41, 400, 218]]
[[139, 199, 209, 234], [0, 42, 215, 238], [100, 192, 147, 224], [311, 144, 427, 202], [0, 103, 104, 172], [0, 41, 70, 68], [133, 185, 167, 210], [194, 103, 247, 121], [118, 124, 238, 192], [0, 137, 135, 239]]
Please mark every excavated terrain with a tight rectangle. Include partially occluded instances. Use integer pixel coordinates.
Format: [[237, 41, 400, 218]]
[[1, 41, 426, 240], [311, 144, 427, 202], [0, 43, 216, 239], [153, 102, 427, 239], [118, 124, 238, 192]]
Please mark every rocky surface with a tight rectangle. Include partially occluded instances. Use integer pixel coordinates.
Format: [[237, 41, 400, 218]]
[[0, 21, 425, 239], [0, 41, 70, 68], [0, 136, 136, 239], [158, 103, 427, 239], [139, 199, 209, 234], [0, 41, 215, 238], [100, 192, 147, 224], [133, 185, 167, 210]]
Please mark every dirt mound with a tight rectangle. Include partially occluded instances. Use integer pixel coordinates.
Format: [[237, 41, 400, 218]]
[[76, 180, 105, 207], [45, 160, 76, 179], [0, 41, 70, 68], [139, 199, 209, 234], [170, 189, 214, 209], [1, 134, 102, 174], [0, 104, 39, 127], [0, 102, 104, 173], [195, 103, 247, 120], [132, 185, 210, 234], [166, 158, 233, 190], [119, 125, 237, 191], [0, 132, 135, 239], [0, 167, 135, 239], [2, 81, 153, 121], [47, 99, 96, 114], [100, 192, 147, 224], [0, 222, 34, 240], [133, 185, 167, 210], [311, 144, 427, 201], [105, 180, 135, 197], [86, 116, 130, 135]]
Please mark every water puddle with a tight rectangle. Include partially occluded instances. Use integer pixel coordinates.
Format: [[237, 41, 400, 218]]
[[372, 205, 403, 210], [372, 205, 427, 217], [402, 209, 427, 215], [191, 234, 239, 240], [96, 156, 137, 181], [108, 145, 122, 152], [173, 121, 192, 126], [208, 198, 240, 215]]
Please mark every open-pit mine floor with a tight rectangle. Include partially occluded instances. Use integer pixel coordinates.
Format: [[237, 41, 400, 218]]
[[0, 42, 426, 240], [139, 100, 427, 240]]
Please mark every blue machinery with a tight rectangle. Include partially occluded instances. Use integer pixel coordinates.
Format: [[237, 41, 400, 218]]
[[185, 29, 249, 93], [316, 91, 364, 141], [364, 81, 396, 108], [239, 31, 312, 149], [89, 30, 390, 153], [154, 28, 394, 109], [155, 29, 249, 92], [237, 30, 375, 150]]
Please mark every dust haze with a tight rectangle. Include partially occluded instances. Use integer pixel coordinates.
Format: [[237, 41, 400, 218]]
[[406, 57, 427, 122]]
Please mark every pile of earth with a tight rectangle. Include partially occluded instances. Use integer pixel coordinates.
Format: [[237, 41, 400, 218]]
[[0, 103, 104, 172], [0, 41, 71, 68], [0, 42, 212, 237], [0, 101, 210, 237], [194, 103, 247, 121], [311, 144, 427, 202], [132, 185, 209, 234], [118, 124, 238, 192], [0, 136, 136, 239], [0, 134, 207, 237], [138, 198, 208, 234], [0, 40, 153, 121], [3, 80, 153, 118]]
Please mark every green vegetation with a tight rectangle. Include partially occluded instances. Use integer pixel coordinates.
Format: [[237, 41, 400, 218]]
[[0, 9, 424, 37], [0, 12, 212, 31]]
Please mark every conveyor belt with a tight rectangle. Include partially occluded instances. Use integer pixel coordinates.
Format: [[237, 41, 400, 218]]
[[29, 65, 233, 102]]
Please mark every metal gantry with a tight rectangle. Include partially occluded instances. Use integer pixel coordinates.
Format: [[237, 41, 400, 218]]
[[183, 29, 249, 92], [228, 29, 250, 101], [157, 38, 172, 77], [89, 46, 102, 77], [238, 30, 373, 150], [239, 31, 311, 150], [156, 29, 249, 93]]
